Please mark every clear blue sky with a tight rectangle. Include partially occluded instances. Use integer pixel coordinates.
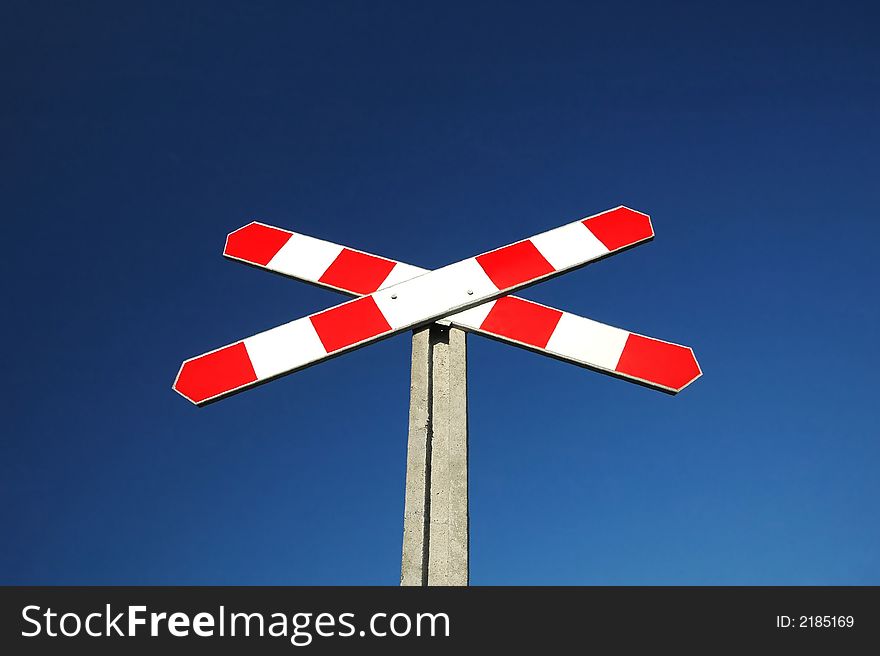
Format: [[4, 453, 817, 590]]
[[2, 1, 878, 584]]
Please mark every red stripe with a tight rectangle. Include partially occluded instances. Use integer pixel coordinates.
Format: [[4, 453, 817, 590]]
[[224, 223, 293, 266], [475, 240, 555, 290], [479, 297, 562, 349], [318, 248, 397, 294], [583, 207, 653, 252], [615, 334, 701, 391], [174, 342, 258, 404], [309, 297, 392, 353]]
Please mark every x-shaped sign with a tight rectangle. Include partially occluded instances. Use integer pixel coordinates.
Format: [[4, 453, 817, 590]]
[[174, 207, 701, 405]]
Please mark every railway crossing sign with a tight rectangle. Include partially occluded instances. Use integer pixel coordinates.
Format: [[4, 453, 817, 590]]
[[174, 207, 700, 404], [173, 206, 701, 584]]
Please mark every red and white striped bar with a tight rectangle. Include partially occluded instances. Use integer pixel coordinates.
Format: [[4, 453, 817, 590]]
[[174, 207, 698, 405], [455, 298, 701, 393], [222, 206, 654, 297]]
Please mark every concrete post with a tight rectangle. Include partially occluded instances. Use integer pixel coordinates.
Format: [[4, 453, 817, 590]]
[[400, 326, 432, 586], [400, 324, 469, 586]]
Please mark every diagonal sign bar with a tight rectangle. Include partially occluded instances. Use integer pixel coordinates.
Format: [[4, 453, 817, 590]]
[[174, 207, 693, 405], [220, 216, 702, 395]]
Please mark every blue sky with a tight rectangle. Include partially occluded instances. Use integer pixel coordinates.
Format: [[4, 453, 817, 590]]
[[2, 1, 878, 584]]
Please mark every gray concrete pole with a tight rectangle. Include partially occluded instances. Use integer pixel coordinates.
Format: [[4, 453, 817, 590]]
[[400, 324, 469, 586], [400, 326, 432, 586]]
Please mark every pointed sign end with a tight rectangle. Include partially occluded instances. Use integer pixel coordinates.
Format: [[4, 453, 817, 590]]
[[173, 342, 258, 406], [224, 222, 293, 265], [584, 206, 654, 251], [615, 334, 702, 393]]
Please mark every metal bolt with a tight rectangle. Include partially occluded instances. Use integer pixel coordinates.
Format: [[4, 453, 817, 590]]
[[466, 289, 474, 295], [391, 293, 398, 299]]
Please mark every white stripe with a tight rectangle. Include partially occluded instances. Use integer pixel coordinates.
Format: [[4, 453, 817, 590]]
[[544, 313, 629, 371], [267, 233, 343, 281], [244, 317, 327, 379], [373, 259, 497, 330], [530, 221, 607, 271], [378, 262, 428, 289], [447, 299, 496, 329]]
